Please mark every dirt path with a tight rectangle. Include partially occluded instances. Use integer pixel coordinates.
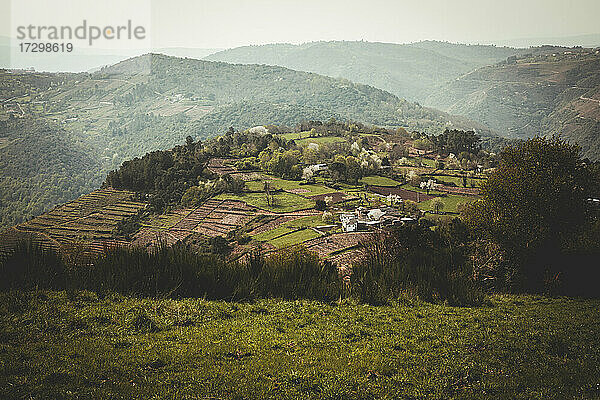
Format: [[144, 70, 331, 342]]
[[580, 96, 600, 105]]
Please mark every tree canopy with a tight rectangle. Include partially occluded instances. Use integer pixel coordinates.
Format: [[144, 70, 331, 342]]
[[463, 137, 600, 292]]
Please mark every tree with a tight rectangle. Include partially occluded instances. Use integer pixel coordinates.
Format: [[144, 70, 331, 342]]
[[209, 236, 231, 256], [345, 156, 362, 184], [263, 181, 274, 207], [431, 197, 445, 214], [420, 179, 436, 194], [322, 211, 335, 224], [329, 157, 347, 183], [413, 137, 433, 151], [315, 199, 327, 211], [407, 170, 421, 187], [431, 129, 481, 154], [389, 144, 408, 163], [463, 137, 598, 292], [403, 200, 420, 217]]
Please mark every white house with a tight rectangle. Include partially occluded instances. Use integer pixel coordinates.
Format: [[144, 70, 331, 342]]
[[340, 213, 358, 232]]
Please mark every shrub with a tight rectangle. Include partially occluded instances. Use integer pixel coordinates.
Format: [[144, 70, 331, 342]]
[[352, 226, 484, 306], [0, 241, 342, 302], [252, 247, 341, 301], [315, 199, 327, 211], [0, 242, 66, 291]]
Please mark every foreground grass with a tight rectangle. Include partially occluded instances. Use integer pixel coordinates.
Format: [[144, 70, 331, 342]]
[[1, 292, 599, 399]]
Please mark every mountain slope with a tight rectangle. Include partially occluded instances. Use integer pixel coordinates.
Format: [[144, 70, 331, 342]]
[[426, 49, 600, 159], [0, 53, 492, 227], [205, 40, 528, 103]]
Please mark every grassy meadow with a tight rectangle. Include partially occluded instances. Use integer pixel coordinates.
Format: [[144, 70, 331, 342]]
[[1, 292, 599, 399], [214, 192, 315, 212]]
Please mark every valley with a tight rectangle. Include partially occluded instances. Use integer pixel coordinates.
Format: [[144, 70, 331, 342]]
[[427, 49, 600, 159], [0, 54, 493, 228], [207, 41, 600, 160], [1, 124, 482, 267]]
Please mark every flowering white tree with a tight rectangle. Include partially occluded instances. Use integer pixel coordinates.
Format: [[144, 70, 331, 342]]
[[419, 179, 436, 194], [302, 166, 315, 181]]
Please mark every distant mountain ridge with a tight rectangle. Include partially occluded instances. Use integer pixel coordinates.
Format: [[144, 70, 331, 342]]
[[493, 33, 600, 49], [205, 40, 530, 103], [205, 40, 600, 159]]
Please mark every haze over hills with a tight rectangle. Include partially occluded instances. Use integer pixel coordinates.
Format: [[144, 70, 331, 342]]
[[493, 33, 600, 49], [426, 49, 600, 159], [0, 53, 492, 228], [205, 40, 530, 104], [206, 40, 600, 159], [0, 36, 222, 73]]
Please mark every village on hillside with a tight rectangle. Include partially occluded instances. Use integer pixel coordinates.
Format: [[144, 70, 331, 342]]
[[0, 123, 488, 267]]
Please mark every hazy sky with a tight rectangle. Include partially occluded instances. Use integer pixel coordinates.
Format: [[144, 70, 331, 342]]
[[2, 0, 600, 48], [150, 0, 600, 48]]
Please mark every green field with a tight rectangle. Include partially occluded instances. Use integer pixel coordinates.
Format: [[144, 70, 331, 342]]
[[359, 175, 401, 187], [297, 136, 347, 145], [142, 212, 185, 230], [254, 215, 324, 243], [411, 157, 437, 168], [430, 174, 485, 188], [271, 178, 338, 196], [246, 178, 337, 197], [269, 228, 321, 248], [279, 131, 311, 140], [400, 183, 446, 196], [277, 132, 346, 146], [419, 194, 476, 213], [215, 192, 315, 212], [1, 291, 598, 399]]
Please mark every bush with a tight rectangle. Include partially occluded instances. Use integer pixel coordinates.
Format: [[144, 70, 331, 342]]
[[251, 248, 341, 301], [0, 241, 342, 302], [0, 242, 66, 291], [352, 226, 484, 306], [315, 199, 327, 211]]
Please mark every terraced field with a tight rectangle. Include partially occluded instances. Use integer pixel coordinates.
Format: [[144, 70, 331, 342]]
[[368, 185, 436, 202], [0, 169, 481, 265], [0, 188, 146, 255], [133, 199, 259, 248], [305, 232, 375, 266]]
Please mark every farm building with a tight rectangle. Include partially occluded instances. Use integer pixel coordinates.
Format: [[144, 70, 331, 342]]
[[340, 206, 409, 232], [340, 213, 358, 232]]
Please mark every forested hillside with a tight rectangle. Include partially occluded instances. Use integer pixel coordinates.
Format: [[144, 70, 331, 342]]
[[205, 41, 531, 103], [0, 118, 102, 226], [0, 54, 492, 227], [426, 49, 600, 159], [205, 41, 600, 158]]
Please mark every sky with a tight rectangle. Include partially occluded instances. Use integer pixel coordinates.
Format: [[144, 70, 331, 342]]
[[1, 0, 600, 49], [149, 0, 600, 48]]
